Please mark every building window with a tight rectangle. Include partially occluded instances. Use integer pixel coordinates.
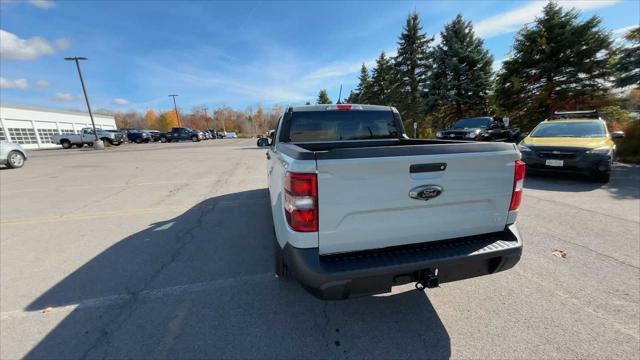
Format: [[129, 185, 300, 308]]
[[37, 128, 59, 144], [60, 129, 75, 135], [0, 128, 5, 141], [8, 128, 38, 144]]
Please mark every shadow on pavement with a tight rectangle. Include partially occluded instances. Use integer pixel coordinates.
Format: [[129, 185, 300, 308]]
[[25, 189, 451, 359], [524, 163, 639, 199]]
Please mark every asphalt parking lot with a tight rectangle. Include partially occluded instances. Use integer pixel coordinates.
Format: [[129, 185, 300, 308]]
[[1, 139, 638, 359]]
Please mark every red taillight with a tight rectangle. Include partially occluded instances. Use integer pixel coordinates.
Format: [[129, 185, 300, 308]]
[[336, 104, 352, 111], [509, 160, 526, 211], [284, 172, 318, 232]]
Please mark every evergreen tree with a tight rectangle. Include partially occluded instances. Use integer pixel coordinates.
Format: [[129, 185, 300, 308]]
[[352, 64, 373, 103], [495, 2, 613, 129], [316, 89, 333, 104], [394, 12, 433, 125], [426, 14, 493, 125], [370, 52, 399, 105], [614, 28, 640, 88]]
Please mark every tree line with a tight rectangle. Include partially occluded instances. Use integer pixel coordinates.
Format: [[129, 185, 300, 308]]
[[316, 2, 639, 135], [113, 104, 283, 135]]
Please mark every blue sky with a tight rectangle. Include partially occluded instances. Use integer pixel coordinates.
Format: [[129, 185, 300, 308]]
[[0, 0, 638, 113]]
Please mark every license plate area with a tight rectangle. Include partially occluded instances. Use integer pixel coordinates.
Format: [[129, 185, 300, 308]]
[[545, 159, 564, 167]]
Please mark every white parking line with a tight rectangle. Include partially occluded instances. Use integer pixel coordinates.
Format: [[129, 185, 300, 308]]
[[0, 273, 273, 320]]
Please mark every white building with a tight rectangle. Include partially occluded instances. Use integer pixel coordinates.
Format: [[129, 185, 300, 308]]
[[0, 104, 117, 149]]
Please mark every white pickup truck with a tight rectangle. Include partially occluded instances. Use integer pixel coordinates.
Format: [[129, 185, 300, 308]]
[[267, 104, 525, 300], [52, 128, 124, 148]]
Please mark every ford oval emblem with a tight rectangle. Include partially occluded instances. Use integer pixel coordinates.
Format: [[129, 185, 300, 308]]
[[409, 185, 443, 201]]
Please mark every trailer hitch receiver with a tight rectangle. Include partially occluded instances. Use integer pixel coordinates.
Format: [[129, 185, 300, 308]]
[[415, 269, 439, 291]]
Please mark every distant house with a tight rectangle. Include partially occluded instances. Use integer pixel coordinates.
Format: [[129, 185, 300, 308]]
[[0, 104, 117, 149]]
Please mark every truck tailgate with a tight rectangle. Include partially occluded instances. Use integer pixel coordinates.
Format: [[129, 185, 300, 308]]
[[316, 146, 519, 254]]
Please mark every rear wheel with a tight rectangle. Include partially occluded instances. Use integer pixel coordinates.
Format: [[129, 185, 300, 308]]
[[135, 138, 142, 144], [594, 171, 611, 183], [191, 135, 199, 142], [273, 229, 288, 278], [7, 151, 25, 169], [160, 137, 168, 143], [61, 140, 72, 149]]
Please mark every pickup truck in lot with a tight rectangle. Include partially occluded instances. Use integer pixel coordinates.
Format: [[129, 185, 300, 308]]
[[267, 104, 525, 300], [159, 127, 203, 142], [52, 128, 124, 148]]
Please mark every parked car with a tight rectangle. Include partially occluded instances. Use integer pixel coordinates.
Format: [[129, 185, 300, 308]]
[[145, 130, 162, 142], [518, 110, 623, 182], [159, 127, 203, 142], [0, 140, 27, 169], [268, 104, 524, 300], [126, 130, 152, 143], [225, 131, 238, 139], [51, 128, 124, 148], [436, 116, 520, 142]]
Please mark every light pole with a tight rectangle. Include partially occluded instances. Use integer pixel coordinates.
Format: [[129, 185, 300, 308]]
[[203, 106, 210, 129], [64, 56, 103, 149], [168, 94, 181, 127]]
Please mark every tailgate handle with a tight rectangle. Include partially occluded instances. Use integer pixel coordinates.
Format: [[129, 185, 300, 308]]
[[410, 163, 447, 173]]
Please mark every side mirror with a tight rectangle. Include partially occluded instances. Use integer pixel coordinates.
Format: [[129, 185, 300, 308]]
[[503, 117, 510, 127], [611, 131, 625, 139]]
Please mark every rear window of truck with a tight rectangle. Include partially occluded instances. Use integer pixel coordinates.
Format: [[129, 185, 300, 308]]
[[287, 110, 399, 142]]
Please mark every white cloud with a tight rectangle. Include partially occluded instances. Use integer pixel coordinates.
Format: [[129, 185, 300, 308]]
[[28, 0, 55, 9], [0, 77, 28, 89], [51, 92, 77, 101], [55, 37, 71, 50], [0, 29, 54, 60], [475, 0, 619, 39], [613, 25, 639, 35], [111, 98, 129, 105], [35, 79, 50, 88]]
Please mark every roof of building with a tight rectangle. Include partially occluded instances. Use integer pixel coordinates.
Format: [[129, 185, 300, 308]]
[[0, 103, 114, 119]]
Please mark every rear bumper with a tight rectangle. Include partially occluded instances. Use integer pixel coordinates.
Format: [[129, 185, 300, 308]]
[[521, 152, 611, 174], [284, 224, 522, 300]]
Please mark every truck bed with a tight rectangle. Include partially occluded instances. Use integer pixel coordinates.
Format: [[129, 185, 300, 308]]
[[278, 139, 517, 160]]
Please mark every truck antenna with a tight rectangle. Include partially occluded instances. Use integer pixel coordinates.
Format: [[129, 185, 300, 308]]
[[337, 84, 343, 104]]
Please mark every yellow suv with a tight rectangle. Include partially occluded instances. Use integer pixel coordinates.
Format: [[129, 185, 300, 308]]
[[518, 111, 625, 182]]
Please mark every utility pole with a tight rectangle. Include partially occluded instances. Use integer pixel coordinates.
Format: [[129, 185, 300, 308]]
[[64, 56, 103, 149], [202, 106, 210, 129], [168, 94, 181, 127]]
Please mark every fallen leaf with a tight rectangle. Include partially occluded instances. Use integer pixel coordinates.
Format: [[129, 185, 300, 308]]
[[41, 307, 53, 314], [552, 249, 567, 258]]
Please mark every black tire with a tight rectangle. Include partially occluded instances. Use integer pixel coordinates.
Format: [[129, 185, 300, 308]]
[[101, 138, 112, 147], [61, 140, 72, 149], [273, 229, 288, 278], [6, 151, 25, 169], [113, 141, 121, 146], [135, 138, 142, 144], [75, 143, 84, 148], [160, 137, 168, 143], [145, 139, 150, 143], [594, 171, 611, 183], [191, 135, 199, 142]]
